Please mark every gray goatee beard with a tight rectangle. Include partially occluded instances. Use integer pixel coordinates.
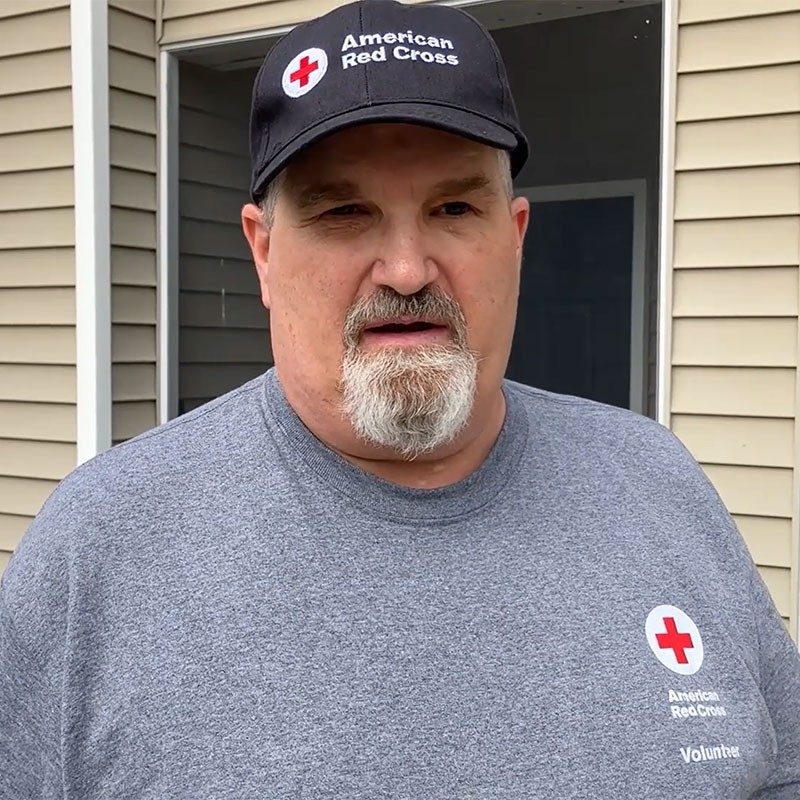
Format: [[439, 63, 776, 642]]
[[340, 288, 478, 460]]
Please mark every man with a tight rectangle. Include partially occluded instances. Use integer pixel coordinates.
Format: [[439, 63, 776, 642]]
[[1, 0, 798, 797]]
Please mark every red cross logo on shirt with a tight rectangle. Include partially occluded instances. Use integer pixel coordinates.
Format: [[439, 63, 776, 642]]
[[655, 616, 694, 664], [646, 604, 704, 675], [290, 55, 319, 88]]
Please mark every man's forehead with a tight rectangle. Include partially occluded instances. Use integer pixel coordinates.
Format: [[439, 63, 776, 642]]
[[284, 125, 502, 201]]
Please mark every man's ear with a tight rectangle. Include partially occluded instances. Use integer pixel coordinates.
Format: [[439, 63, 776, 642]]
[[241, 203, 271, 309], [510, 195, 530, 256]]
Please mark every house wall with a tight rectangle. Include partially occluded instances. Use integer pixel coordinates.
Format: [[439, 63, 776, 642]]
[[669, 0, 800, 629], [108, 0, 159, 444], [0, 1, 75, 574], [178, 63, 270, 414]]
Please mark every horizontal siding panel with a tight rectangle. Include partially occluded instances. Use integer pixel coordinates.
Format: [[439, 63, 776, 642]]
[[179, 182, 249, 225], [0, 168, 73, 211], [110, 0, 156, 19], [680, 0, 800, 23], [674, 217, 800, 267], [672, 415, 794, 467], [163, 0, 272, 18], [161, 0, 353, 44], [0, 439, 75, 480], [0, 88, 71, 134], [112, 400, 157, 440], [179, 292, 267, 328], [0, 552, 10, 572], [0, 401, 75, 442], [0, 129, 72, 172], [734, 514, 792, 569], [678, 13, 800, 73], [109, 88, 156, 135], [179, 69, 254, 114], [0, 2, 68, 18], [0, 287, 74, 325], [702, 463, 794, 518], [180, 363, 266, 400], [672, 318, 796, 367], [108, 8, 156, 58], [0, 513, 31, 553], [112, 286, 156, 324], [759, 566, 792, 618], [0, 247, 74, 287], [109, 48, 156, 97], [111, 247, 156, 286], [179, 255, 256, 293], [0, 48, 70, 96], [676, 64, 800, 121], [180, 327, 271, 363], [0, 208, 74, 248], [0, 8, 70, 58], [179, 108, 248, 157], [111, 208, 155, 249], [113, 324, 156, 362], [180, 146, 249, 191], [671, 367, 795, 417], [674, 166, 800, 220], [0, 476, 58, 517], [180, 220, 251, 260], [110, 129, 155, 173], [0, 364, 75, 402], [111, 168, 156, 212], [112, 363, 156, 401], [675, 114, 800, 170], [672, 267, 799, 317], [0, 326, 75, 365]]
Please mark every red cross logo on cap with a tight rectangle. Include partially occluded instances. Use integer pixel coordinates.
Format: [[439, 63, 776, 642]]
[[291, 55, 319, 88], [282, 47, 328, 98], [645, 605, 704, 675]]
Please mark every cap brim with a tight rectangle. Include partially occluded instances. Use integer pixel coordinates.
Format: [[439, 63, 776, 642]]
[[251, 102, 526, 202]]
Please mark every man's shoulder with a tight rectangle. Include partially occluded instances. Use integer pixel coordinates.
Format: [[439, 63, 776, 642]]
[[77, 373, 267, 490], [503, 379, 704, 483], [14, 373, 269, 545], [505, 379, 672, 444]]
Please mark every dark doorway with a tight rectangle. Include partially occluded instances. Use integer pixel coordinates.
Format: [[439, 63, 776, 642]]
[[507, 196, 635, 409]]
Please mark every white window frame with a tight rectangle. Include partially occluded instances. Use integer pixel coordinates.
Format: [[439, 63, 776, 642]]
[[516, 180, 648, 415], [156, 0, 673, 427]]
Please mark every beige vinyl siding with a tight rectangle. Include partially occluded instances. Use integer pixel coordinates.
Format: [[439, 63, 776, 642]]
[[178, 63, 269, 414], [160, 0, 430, 44], [109, 1, 158, 444], [0, 3, 73, 572], [670, 4, 800, 632]]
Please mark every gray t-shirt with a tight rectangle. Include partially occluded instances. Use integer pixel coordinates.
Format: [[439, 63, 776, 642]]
[[1, 370, 798, 799]]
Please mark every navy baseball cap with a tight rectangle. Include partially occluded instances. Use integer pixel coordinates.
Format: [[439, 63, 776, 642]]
[[249, 0, 529, 203]]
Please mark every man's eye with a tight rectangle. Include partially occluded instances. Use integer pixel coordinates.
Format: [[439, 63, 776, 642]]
[[438, 202, 472, 216], [325, 204, 363, 217]]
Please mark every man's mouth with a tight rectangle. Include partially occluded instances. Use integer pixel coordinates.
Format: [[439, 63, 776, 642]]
[[360, 316, 451, 347]]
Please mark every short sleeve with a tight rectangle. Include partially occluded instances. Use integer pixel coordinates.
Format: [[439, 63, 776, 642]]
[[750, 564, 800, 798]]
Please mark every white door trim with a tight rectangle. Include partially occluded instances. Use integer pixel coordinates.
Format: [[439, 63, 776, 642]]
[[516, 180, 648, 415], [71, 0, 111, 461], [157, 51, 180, 425], [657, 0, 678, 430]]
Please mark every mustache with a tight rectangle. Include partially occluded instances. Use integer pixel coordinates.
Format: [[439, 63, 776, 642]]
[[342, 287, 468, 349]]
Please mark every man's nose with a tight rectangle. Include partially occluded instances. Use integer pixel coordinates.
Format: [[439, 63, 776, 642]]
[[370, 224, 439, 296]]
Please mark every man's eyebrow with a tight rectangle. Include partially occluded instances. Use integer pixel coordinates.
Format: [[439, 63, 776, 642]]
[[430, 174, 495, 196], [291, 180, 362, 210]]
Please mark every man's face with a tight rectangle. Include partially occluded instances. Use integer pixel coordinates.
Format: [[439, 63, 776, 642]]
[[243, 123, 529, 457]]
